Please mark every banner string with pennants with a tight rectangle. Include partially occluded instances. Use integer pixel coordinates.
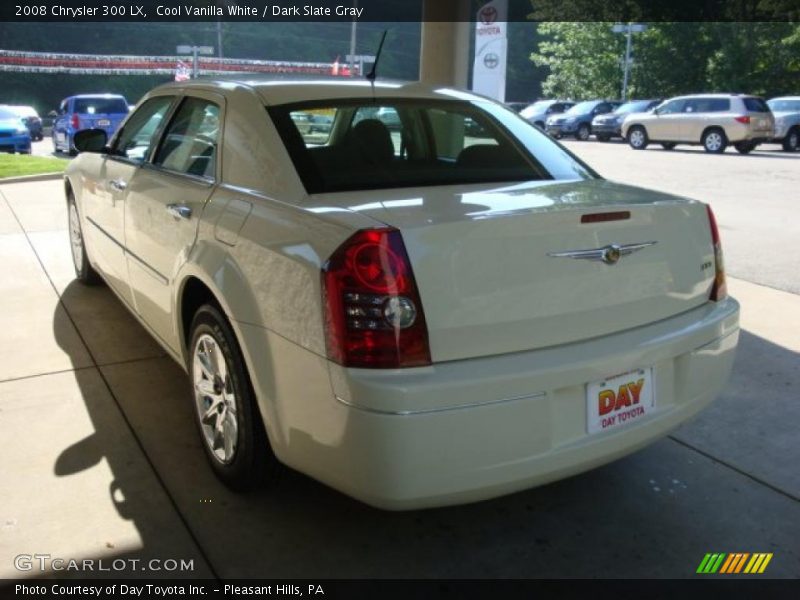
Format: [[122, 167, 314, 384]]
[[0, 49, 359, 77]]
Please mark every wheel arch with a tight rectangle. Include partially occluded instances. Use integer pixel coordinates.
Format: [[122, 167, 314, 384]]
[[701, 125, 726, 142], [175, 260, 287, 452]]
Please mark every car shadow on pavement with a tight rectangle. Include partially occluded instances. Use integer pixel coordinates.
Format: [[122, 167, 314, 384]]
[[49, 279, 215, 579], [50, 279, 800, 578]]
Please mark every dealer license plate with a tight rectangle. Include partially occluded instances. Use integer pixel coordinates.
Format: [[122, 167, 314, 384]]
[[586, 367, 654, 434], [97, 119, 111, 127]]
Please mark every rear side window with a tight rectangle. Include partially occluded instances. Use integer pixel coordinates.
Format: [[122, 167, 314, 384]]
[[687, 98, 730, 113], [154, 97, 220, 179], [73, 97, 129, 115], [743, 97, 770, 112]]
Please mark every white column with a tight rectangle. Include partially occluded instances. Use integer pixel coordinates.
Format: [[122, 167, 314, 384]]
[[419, 0, 471, 88]]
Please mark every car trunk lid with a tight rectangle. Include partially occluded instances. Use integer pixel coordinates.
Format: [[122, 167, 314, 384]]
[[310, 179, 715, 363]]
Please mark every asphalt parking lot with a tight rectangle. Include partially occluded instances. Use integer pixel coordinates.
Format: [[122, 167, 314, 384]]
[[0, 139, 798, 580]]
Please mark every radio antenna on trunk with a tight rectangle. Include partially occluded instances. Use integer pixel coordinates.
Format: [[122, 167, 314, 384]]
[[366, 30, 388, 83]]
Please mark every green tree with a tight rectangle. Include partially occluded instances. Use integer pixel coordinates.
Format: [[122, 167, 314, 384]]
[[531, 22, 625, 99]]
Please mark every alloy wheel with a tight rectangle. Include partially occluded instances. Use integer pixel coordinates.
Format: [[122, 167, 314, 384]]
[[630, 129, 645, 148], [68, 202, 83, 272], [705, 132, 723, 152], [193, 333, 239, 464]]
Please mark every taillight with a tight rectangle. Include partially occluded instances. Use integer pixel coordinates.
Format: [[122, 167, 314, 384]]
[[70, 113, 80, 129], [706, 205, 727, 301], [734, 115, 750, 124], [322, 228, 431, 368]]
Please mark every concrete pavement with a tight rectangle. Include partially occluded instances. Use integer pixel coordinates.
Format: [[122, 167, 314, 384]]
[[0, 172, 798, 579]]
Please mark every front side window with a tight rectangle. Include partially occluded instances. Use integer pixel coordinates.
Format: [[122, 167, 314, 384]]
[[111, 96, 173, 163], [658, 99, 685, 114], [269, 99, 596, 194], [153, 97, 220, 179]]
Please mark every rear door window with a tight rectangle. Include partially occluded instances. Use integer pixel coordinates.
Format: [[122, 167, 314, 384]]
[[687, 98, 730, 113], [153, 97, 220, 179]]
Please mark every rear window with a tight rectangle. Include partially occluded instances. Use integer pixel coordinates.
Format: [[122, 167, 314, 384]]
[[743, 97, 770, 112], [268, 99, 597, 194], [73, 97, 129, 115]]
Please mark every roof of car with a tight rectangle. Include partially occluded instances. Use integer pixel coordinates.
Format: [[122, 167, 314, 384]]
[[672, 93, 762, 99], [152, 77, 494, 106]]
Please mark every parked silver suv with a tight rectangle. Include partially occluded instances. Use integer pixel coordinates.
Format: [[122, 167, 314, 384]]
[[766, 96, 800, 152], [622, 94, 774, 154]]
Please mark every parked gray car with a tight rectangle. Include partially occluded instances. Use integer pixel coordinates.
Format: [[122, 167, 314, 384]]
[[767, 96, 800, 152], [591, 99, 662, 141], [546, 100, 620, 140], [520, 100, 575, 130]]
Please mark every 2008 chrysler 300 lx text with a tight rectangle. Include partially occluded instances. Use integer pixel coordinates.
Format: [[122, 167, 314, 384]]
[[64, 79, 739, 510]]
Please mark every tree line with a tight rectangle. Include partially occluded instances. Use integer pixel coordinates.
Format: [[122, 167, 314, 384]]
[[531, 22, 800, 100]]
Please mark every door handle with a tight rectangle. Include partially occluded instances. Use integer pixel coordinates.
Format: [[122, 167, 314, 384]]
[[166, 204, 192, 220], [109, 178, 127, 191]]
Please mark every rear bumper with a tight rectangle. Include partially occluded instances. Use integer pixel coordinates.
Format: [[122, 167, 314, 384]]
[[245, 298, 739, 510]]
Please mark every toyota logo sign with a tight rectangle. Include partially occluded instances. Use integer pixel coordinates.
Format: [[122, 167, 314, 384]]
[[480, 5, 497, 25]]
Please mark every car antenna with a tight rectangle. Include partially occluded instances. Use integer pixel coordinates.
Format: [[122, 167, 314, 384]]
[[366, 29, 388, 86]]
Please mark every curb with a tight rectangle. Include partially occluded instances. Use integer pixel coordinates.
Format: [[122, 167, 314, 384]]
[[0, 172, 65, 185]]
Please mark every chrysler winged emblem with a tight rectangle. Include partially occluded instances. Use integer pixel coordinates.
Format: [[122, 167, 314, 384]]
[[547, 242, 657, 265]]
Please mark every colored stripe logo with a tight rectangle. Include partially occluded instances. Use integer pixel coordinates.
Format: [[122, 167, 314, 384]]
[[696, 553, 773, 574]]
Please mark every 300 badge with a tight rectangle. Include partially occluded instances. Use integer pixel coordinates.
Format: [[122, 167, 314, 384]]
[[586, 368, 655, 434]]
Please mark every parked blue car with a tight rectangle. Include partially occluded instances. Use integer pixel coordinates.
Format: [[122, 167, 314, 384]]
[[52, 94, 129, 154], [545, 99, 621, 140], [0, 106, 32, 154]]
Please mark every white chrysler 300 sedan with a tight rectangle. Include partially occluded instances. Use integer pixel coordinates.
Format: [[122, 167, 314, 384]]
[[65, 79, 739, 509]]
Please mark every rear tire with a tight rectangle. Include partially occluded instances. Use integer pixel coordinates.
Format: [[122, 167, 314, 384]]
[[734, 141, 755, 155], [67, 194, 101, 285], [188, 304, 278, 491], [783, 127, 799, 152], [576, 124, 591, 141], [702, 128, 727, 153], [627, 126, 648, 150]]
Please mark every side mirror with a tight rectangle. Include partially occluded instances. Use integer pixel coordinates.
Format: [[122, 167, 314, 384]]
[[73, 129, 108, 153]]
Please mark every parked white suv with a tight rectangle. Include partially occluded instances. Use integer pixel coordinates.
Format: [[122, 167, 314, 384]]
[[622, 94, 774, 154]]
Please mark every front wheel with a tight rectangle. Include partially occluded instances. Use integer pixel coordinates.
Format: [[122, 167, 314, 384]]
[[67, 195, 100, 285], [627, 126, 648, 150], [189, 304, 278, 491], [783, 128, 799, 152], [576, 124, 591, 141], [734, 141, 755, 155]]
